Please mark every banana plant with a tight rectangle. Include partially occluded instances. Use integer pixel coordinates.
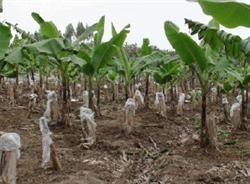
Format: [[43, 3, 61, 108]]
[[165, 21, 215, 148], [186, 0, 250, 130], [76, 19, 130, 109], [111, 52, 145, 99], [140, 38, 152, 107], [106, 69, 119, 101], [8, 12, 95, 126], [113, 25, 153, 99], [140, 49, 179, 104], [194, 0, 250, 28], [111, 24, 133, 99], [153, 56, 181, 96]]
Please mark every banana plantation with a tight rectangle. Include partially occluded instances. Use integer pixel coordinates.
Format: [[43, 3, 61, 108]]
[[1, 0, 250, 183]]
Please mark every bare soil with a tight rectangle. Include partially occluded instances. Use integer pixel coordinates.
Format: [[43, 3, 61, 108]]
[[1, 92, 250, 184]]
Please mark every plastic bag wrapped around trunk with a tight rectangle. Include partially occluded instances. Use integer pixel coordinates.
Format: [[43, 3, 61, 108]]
[[154, 92, 166, 118], [236, 94, 242, 104], [27, 93, 38, 118], [0, 132, 21, 184], [72, 84, 81, 99], [43, 91, 60, 122], [135, 82, 142, 90], [134, 89, 144, 109], [82, 91, 89, 107], [39, 117, 53, 168], [230, 102, 241, 130], [176, 93, 185, 115], [222, 96, 230, 123], [79, 107, 96, 147], [82, 90, 97, 108], [124, 98, 136, 134], [210, 87, 217, 104]]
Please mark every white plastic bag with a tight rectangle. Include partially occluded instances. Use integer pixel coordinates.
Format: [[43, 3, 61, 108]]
[[82, 91, 89, 107], [230, 102, 241, 129], [135, 82, 142, 90], [0, 133, 21, 184], [236, 95, 242, 104], [0, 133, 21, 159], [47, 91, 57, 101], [79, 107, 96, 146], [39, 117, 53, 167], [222, 96, 229, 104], [154, 92, 166, 117], [134, 89, 144, 109], [177, 92, 185, 115], [124, 98, 136, 133], [230, 102, 241, 118], [125, 98, 136, 116]]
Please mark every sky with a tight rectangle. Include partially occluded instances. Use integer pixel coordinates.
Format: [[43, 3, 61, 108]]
[[1, 0, 250, 50]]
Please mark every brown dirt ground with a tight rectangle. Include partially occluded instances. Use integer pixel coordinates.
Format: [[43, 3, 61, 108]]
[[1, 91, 250, 184]]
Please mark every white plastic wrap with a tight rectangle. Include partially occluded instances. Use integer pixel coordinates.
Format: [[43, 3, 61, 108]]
[[124, 98, 136, 133], [177, 93, 185, 115], [211, 87, 217, 94], [30, 93, 38, 103], [103, 84, 108, 89], [82, 90, 97, 108], [47, 91, 57, 101], [80, 107, 95, 125], [210, 87, 217, 103], [125, 98, 136, 116], [154, 92, 165, 106], [44, 91, 58, 119], [154, 92, 166, 117], [39, 117, 53, 167], [135, 82, 142, 90], [134, 89, 144, 109], [222, 97, 229, 104], [43, 100, 52, 119], [178, 93, 186, 104], [236, 95, 242, 104], [75, 84, 82, 98], [79, 107, 96, 145], [0, 133, 21, 159], [82, 91, 89, 107], [230, 102, 241, 117]]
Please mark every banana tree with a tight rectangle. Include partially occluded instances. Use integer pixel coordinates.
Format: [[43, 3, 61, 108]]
[[140, 38, 152, 107], [111, 24, 133, 99], [24, 12, 96, 125], [139, 49, 178, 105], [153, 56, 181, 101], [186, 0, 250, 130], [76, 18, 130, 109], [112, 25, 153, 99], [165, 21, 216, 148], [106, 69, 119, 101]]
